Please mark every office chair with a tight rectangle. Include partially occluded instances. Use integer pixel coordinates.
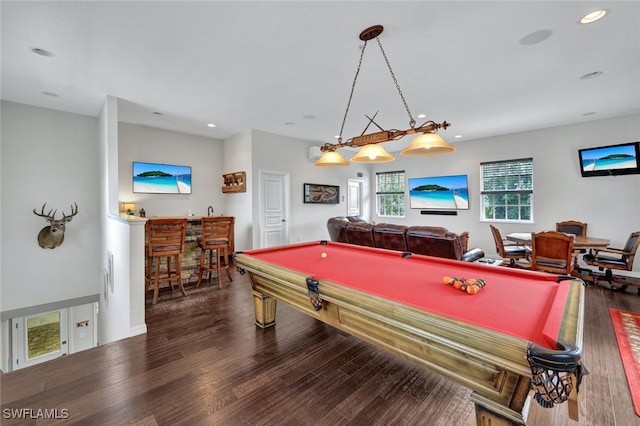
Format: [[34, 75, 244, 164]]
[[583, 231, 640, 291], [489, 225, 529, 266]]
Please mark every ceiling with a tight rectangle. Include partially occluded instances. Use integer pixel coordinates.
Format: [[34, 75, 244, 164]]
[[2, 1, 639, 150]]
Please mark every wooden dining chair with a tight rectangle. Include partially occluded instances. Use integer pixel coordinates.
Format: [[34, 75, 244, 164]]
[[197, 216, 234, 289], [530, 231, 575, 275], [556, 220, 588, 237], [145, 218, 188, 304], [557, 220, 588, 256], [489, 225, 529, 266]]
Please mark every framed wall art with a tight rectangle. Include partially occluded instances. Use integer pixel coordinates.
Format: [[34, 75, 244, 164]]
[[303, 183, 339, 204], [132, 161, 192, 194]]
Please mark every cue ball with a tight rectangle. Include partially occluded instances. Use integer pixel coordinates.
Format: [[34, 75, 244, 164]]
[[321, 252, 327, 258]]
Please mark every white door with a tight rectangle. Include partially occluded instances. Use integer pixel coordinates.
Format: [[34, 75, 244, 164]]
[[259, 170, 290, 248], [347, 178, 363, 217]]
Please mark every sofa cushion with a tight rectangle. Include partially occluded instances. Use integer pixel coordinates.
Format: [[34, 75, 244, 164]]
[[345, 222, 376, 247], [406, 230, 462, 260], [373, 223, 409, 252]]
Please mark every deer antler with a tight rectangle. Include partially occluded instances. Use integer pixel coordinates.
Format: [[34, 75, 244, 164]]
[[33, 203, 58, 221], [62, 202, 79, 221]]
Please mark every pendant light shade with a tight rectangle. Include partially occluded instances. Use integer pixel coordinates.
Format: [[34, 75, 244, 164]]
[[312, 25, 454, 167], [351, 144, 395, 163], [401, 132, 456, 156], [314, 150, 349, 167]]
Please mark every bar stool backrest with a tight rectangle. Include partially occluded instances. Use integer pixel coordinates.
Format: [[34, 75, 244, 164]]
[[201, 216, 233, 247], [147, 218, 187, 256]]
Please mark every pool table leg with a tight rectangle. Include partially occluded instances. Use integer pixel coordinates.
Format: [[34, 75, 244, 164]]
[[474, 403, 526, 426], [252, 289, 277, 328], [472, 391, 529, 426]]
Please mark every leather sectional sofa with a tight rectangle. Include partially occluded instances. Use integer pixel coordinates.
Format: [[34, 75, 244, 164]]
[[327, 216, 484, 262]]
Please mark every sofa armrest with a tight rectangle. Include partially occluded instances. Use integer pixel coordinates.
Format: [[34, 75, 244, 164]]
[[458, 231, 469, 252], [326, 217, 349, 242], [462, 248, 485, 262]]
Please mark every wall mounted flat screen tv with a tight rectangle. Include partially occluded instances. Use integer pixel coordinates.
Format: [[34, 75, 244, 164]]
[[578, 142, 640, 177], [133, 161, 192, 194], [409, 174, 469, 209]]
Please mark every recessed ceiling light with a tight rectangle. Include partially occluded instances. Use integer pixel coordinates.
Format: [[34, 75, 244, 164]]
[[580, 71, 603, 80], [454, 135, 462, 139], [580, 9, 607, 24], [41, 91, 60, 98], [31, 47, 55, 57], [334, 135, 341, 139], [519, 29, 553, 46], [417, 114, 426, 119], [207, 123, 216, 128]]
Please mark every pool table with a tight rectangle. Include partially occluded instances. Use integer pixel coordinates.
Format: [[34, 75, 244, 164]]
[[234, 241, 586, 426]]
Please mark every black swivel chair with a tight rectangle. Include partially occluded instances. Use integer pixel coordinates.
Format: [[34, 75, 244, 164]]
[[583, 231, 640, 291], [489, 225, 529, 266]]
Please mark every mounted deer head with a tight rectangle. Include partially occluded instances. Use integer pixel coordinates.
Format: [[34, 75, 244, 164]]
[[33, 202, 79, 249]]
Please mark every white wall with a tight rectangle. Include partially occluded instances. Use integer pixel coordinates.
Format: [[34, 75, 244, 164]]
[[98, 97, 147, 345], [250, 129, 372, 248], [118, 122, 224, 218], [1, 101, 102, 371], [1, 101, 101, 311], [117, 126, 374, 251], [371, 113, 640, 272], [100, 216, 147, 344], [222, 130, 253, 251]]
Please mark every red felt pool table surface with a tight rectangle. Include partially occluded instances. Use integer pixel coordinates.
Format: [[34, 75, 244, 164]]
[[241, 241, 571, 349]]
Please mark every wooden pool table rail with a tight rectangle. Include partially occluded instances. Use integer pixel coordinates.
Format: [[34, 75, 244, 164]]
[[235, 250, 585, 426]]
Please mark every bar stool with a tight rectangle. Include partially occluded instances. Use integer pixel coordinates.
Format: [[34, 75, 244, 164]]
[[145, 218, 188, 304], [197, 216, 233, 289]]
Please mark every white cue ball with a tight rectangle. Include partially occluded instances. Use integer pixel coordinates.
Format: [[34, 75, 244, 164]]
[[321, 252, 327, 258]]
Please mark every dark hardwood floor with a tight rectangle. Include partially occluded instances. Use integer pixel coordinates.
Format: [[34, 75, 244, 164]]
[[2, 267, 640, 425]]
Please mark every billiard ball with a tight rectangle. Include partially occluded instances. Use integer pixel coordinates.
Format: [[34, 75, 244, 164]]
[[321, 252, 327, 258]]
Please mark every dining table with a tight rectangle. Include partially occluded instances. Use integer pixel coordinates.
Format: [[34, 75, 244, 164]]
[[506, 232, 610, 250]]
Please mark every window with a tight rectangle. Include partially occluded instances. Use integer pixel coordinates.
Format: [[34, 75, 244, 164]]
[[481, 158, 533, 222], [376, 171, 405, 217]]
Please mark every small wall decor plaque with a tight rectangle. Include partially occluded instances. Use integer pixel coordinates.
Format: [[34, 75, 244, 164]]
[[222, 171, 246, 193]]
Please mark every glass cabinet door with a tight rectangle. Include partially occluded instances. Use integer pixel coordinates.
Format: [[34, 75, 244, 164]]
[[12, 309, 68, 369]]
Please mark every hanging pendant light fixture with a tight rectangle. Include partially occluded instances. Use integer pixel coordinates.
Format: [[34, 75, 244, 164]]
[[314, 25, 454, 167], [401, 132, 455, 156], [314, 150, 349, 167], [351, 144, 395, 163]]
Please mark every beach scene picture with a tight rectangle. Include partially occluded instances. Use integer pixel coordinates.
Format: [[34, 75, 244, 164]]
[[409, 174, 469, 209], [133, 162, 192, 194], [580, 144, 638, 172]]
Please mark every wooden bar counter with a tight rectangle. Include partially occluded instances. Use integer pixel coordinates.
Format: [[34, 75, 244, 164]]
[[145, 216, 235, 285]]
